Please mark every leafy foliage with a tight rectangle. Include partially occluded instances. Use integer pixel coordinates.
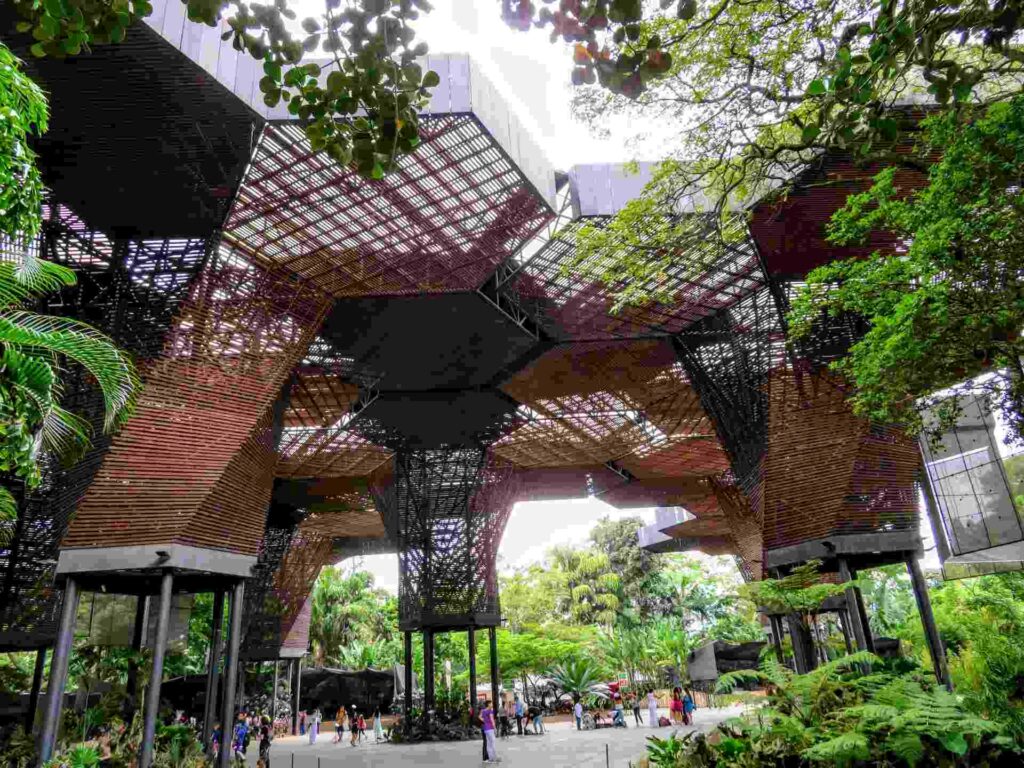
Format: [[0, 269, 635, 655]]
[[791, 96, 1024, 441], [4, 1, 436, 246], [309, 566, 400, 667], [503, 0, 1024, 310], [648, 651, 1016, 766], [547, 656, 608, 704]]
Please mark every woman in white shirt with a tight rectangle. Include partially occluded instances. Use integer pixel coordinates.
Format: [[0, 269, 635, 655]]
[[647, 691, 659, 728]]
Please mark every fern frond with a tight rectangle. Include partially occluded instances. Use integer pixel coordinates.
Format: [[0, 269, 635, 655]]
[[716, 669, 770, 693], [801, 731, 870, 765]]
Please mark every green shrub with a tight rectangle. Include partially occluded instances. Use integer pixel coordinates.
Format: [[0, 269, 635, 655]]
[[645, 652, 1021, 767]]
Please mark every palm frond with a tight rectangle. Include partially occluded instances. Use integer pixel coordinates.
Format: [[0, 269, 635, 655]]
[[40, 405, 92, 463], [0, 310, 138, 430], [0, 486, 16, 547], [0, 260, 76, 309]]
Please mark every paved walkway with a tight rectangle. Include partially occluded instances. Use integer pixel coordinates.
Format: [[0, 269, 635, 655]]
[[261, 707, 744, 768]]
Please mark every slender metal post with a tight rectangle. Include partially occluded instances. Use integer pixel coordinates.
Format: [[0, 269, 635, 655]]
[[26, 647, 47, 730], [467, 628, 478, 714], [271, 660, 279, 723], [422, 630, 435, 713], [38, 577, 79, 766], [849, 569, 876, 653], [786, 614, 814, 673], [202, 590, 225, 752], [837, 610, 854, 655], [838, 558, 870, 652], [403, 631, 413, 720], [140, 570, 174, 768], [767, 615, 784, 663], [290, 659, 300, 735], [906, 555, 952, 690], [125, 595, 148, 717], [219, 580, 245, 768], [488, 626, 499, 712]]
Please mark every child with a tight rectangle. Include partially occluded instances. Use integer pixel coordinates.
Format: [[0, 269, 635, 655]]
[[357, 713, 366, 743]]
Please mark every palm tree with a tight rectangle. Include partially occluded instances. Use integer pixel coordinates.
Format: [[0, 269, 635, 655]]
[[547, 657, 608, 704], [549, 546, 621, 626], [601, 627, 655, 693], [1, 257, 138, 543]]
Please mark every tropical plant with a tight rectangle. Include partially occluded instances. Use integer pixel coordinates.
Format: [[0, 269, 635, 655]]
[[502, 0, 1024, 308], [644, 651, 1017, 767], [0, 45, 138, 541], [548, 657, 608, 704], [600, 626, 654, 692], [740, 560, 858, 666], [790, 95, 1024, 442], [549, 545, 621, 626]]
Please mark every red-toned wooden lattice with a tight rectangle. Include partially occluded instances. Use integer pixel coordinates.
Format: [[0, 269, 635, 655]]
[[0, 204, 214, 648], [62, 247, 331, 556], [223, 118, 553, 298]]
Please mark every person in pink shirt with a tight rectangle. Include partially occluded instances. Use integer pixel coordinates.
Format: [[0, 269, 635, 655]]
[[481, 699, 499, 763]]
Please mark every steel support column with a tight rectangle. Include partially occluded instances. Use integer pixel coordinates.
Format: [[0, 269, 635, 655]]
[[125, 595, 148, 717], [837, 610, 854, 655], [270, 660, 279, 723], [403, 631, 413, 721], [202, 590, 225, 754], [219, 580, 245, 768], [906, 555, 952, 690], [26, 647, 47, 730], [488, 626, 499, 711], [767, 616, 784, 663], [786, 614, 814, 673], [38, 577, 79, 766], [140, 570, 174, 768], [290, 658, 301, 735], [467, 628, 478, 714], [838, 558, 870, 652], [423, 630, 435, 713], [849, 569, 875, 653]]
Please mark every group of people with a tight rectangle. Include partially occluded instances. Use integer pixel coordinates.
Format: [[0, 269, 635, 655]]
[[502, 695, 545, 736], [669, 687, 697, 726], [568, 688, 696, 730], [210, 712, 273, 767], [298, 706, 384, 745]]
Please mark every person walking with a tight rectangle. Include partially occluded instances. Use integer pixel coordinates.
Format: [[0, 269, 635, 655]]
[[298, 710, 306, 737], [646, 691, 658, 728], [333, 706, 346, 744], [514, 696, 524, 735], [232, 714, 249, 760], [481, 699, 499, 763], [373, 709, 384, 743], [573, 700, 583, 731], [682, 689, 696, 726], [258, 716, 272, 768], [308, 708, 320, 745], [349, 708, 359, 746], [357, 713, 366, 743], [631, 693, 642, 726], [670, 687, 683, 724]]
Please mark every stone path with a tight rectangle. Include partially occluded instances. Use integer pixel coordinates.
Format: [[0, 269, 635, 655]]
[[260, 706, 744, 768]]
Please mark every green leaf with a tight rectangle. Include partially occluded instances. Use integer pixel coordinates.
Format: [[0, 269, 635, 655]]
[[422, 70, 440, 88], [806, 79, 826, 96], [801, 124, 821, 143], [940, 732, 968, 756]]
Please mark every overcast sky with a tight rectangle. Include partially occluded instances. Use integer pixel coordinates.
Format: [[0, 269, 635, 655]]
[[291, 0, 643, 168]]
